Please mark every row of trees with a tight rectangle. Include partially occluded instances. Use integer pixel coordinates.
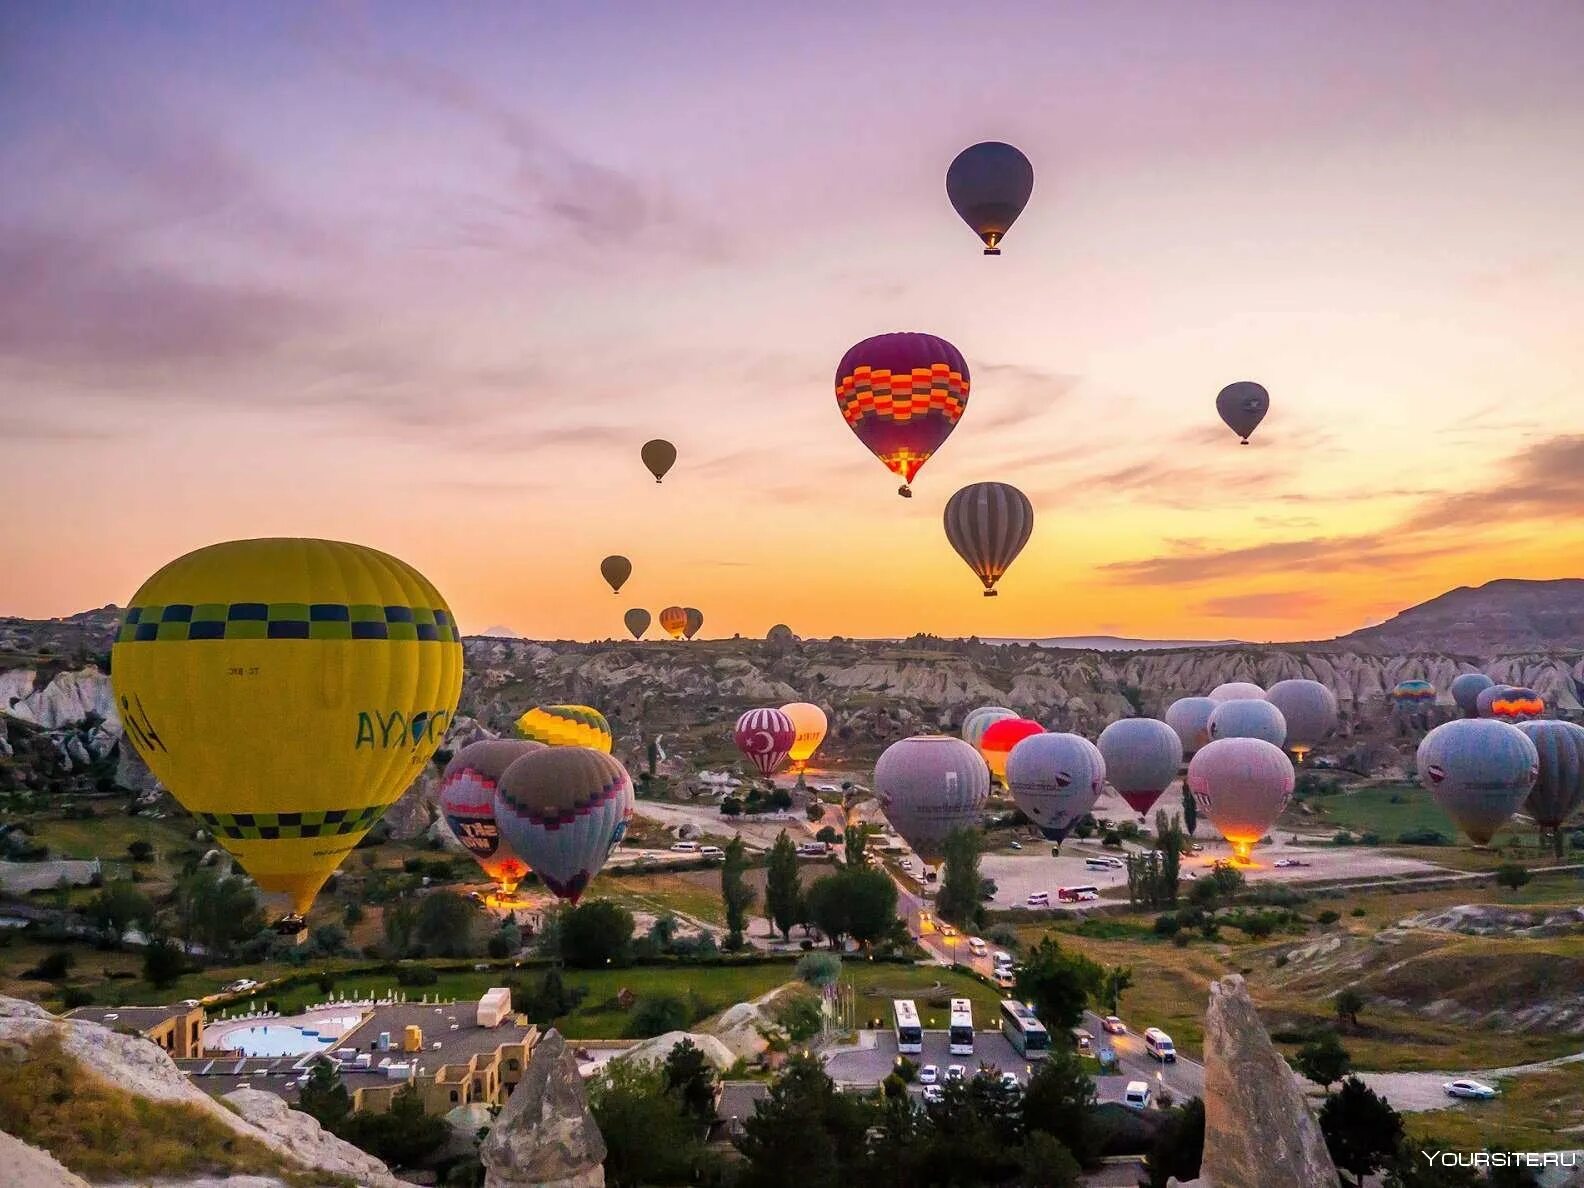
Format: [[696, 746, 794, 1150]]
[[761, 829, 902, 950]]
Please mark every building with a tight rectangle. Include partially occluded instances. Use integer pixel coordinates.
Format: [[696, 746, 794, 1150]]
[[66, 1002, 206, 1059]]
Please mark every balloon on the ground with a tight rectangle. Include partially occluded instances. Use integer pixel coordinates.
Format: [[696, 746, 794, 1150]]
[[683, 607, 704, 640], [1209, 681, 1265, 703], [1165, 697, 1218, 758], [1098, 718, 1183, 818], [1007, 732, 1106, 843], [734, 707, 797, 778], [494, 746, 634, 904], [1391, 679, 1436, 706], [779, 702, 828, 771], [516, 704, 613, 752], [873, 735, 991, 859], [835, 332, 968, 497], [767, 624, 796, 644], [1264, 679, 1338, 759], [624, 608, 651, 639], [599, 555, 631, 594], [641, 439, 676, 483], [1451, 672, 1494, 718], [979, 717, 1044, 784], [659, 606, 687, 639], [110, 537, 464, 922], [1216, 381, 1269, 444], [963, 706, 1017, 752], [1187, 737, 1295, 862], [946, 141, 1034, 255], [944, 482, 1034, 596], [1417, 719, 1538, 846], [1208, 698, 1287, 749], [1516, 721, 1584, 833], [1477, 685, 1544, 722], [440, 740, 544, 894]]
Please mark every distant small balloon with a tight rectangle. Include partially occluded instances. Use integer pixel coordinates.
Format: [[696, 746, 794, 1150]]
[[1209, 681, 1265, 703], [641, 439, 677, 483], [963, 706, 1017, 753], [946, 141, 1035, 255], [979, 716, 1044, 784], [624, 608, 651, 640], [682, 607, 703, 640], [944, 482, 1034, 596], [1216, 381, 1269, 444], [1477, 684, 1545, 722], [734, 707, 797, 778], [600, 555, 632, 594], [1263, 679, 1338, 759], [659, 606, 687, 639]]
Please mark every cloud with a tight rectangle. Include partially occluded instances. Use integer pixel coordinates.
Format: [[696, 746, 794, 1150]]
[[968, 365, 1081, 432], [1400, 434, 1584, 532], [0, 410, 119, 443], [1100, 532, 1463, 585], [1196, 590, 1329, 619]]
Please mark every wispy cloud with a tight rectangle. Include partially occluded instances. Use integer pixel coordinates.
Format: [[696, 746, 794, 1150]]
[[1196, 590, 1329, 619], [1400, 434, 1584, 532]]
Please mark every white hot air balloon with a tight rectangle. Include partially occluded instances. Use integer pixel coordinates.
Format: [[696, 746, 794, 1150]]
[[873, 735, 990, 859]]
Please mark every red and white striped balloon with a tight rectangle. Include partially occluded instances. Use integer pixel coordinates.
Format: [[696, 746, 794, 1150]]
[[733, 707, 797, 778]]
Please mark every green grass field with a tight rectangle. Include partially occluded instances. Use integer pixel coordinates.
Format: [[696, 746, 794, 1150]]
[[1407, 1062, 1584, 1150], [1295, 785, 1461, 840]]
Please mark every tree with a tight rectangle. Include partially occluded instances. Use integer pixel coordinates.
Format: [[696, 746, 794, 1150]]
[[1014, 936, 1104, 1032], [294, 1058, 351, 1133], [1335, 987, 1364, 1029], [1155, 808, 1182, 903], [142, 933, 186, 989], [1102, 964, 1133, 1015], [382, 898, 418, 957], [815, 825, 841, 845], [1021, 1045, 1098, 1164], [632, 993, 690, 1037], [1496, 863, 1532, 893], [412, 890, 482, 957], [804, 873, 850, 949], [735, 1053, 871, 1188], [806, 803, 824, 823], [937, 827, 983, 926], [87, 880, 154, 938], [1293, 1031, 1352, 1090], [1018, 1130, 1080, 1188], [127, 839, 155, 863], [844, 825, 869, 867], [1143, 1097, 1204, 1188], [1181, 785, 1197, 836], [589, 1058, 703, 1187], [721, 835, 755, 949], [663, 1036, 719, 1125], [766, 831, 801, 941], [559, 899, 635, 968], [1210, 862, 1245, 900], [173, 868, 263, 957], [843, 867, 899, 947], [1320, 1077, 1403, 1187], [340, 1084, 448, 1167], [796, 951, 841, 987]]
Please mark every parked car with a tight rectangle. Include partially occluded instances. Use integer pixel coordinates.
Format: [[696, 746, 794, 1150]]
[[940, 924, 958, 938], [1123, 1081, 1152, 1109], [922, 1084, 945, 1104], [1101, 1016, 1126, 1035], [967, 937, 987, 957], [999, 1072, 1020, 1091], [670, 841, 700, 852], [1273, 858, 1308, 868], [1444, 1080, 1498, 1100], [1072, 1029, 1093, 1056], [993, 969, 1016, 989], [1008, 840, 1023, 850], [946, 1064, 965, 1083], [918, 1064, 939, 1085]]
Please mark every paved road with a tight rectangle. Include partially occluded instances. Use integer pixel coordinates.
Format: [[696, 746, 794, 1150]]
[[1081, 1010, 1206, 1103]]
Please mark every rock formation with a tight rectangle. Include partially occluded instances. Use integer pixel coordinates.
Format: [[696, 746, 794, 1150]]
[[0, 1129, 90, 1188], [1201, 975, 1340, 1188], [481, 1028, 606, 1188]]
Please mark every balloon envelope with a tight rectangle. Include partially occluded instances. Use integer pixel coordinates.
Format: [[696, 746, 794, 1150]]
[[1209, 682, 1265, 703], [1417, 719, 1537, 846], [624, 608, 651, 640], [1208, 698, 1287, 749], [1165, 697, 1218, 757], [1517, 721, 1584, 830], [495, 747, 634, 903], [1187, 737, 1295, 862], [780, 702, 829, 771], [683, 607, 704, 640], [659, 606, 687, 639], [641, 439, 676, 482], [516, 705, 613, 752], [1007, 732, 1106, 842], [440, 740, 544, 893], [734, 707, 796, 778], [1098, 718, 1183, 818], [1216, 381, 1269, 443], [600, 555, 631, 594], [980, 717, 1044, 783], [1264, 679, 1338, 757], [835, 332, 968, 494], [1477, 685, 1544, 722], [109, 538, 464, 919], [873, 735, 990, 859], [946, 141, 1034, 254], [1451, 673, 1494, 718], [1391, 679, 1436, 705], [943, 482, 1034, 596], [963, 706, 1017, 752]]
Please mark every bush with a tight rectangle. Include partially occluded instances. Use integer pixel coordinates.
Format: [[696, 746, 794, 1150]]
[[796, 952, 842, 987], [895, 1056, 917, 1082], [1350, 907, 1366, 917], [1396, 829, 1449, 846], [1172, 932, 1191, 948], [1359, 832, 1380, 847], [815, 826, 841, 845], [986, 924, 1019, 950], [25, 950, 74, 981], [487, 934, 512, 958], [126, 840, 154, 863], [1332, 831, 1356, 846], [1101, 830, 1122, 848], [1317, 910, 1340, 926], [631, 994, 689, 1037], [61, 986, 94, 1009], [1274, 953, 1289, 968], [1153, 913, 1180, 937], [394, 963, 439, 987]]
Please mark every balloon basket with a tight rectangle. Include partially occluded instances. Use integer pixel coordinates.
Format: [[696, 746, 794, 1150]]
[[983, 590, 997, 597], [485, 890, 537, 911], [983, 248, 1001, 256], [272, 914, 308, 938]]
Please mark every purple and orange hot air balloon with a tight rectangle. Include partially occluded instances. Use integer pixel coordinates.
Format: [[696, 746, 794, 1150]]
[[835, 332, 968, 497]]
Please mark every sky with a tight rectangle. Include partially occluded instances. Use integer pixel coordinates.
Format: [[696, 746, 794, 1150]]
[[2, 0, 1582, 643]]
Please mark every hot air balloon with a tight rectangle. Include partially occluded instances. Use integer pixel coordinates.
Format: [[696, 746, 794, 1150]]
[[767, 624, 796, 645], [682, 607, 703, 640], [1517, 721, 1584, 858], [1391, 679, 1436, 706], [659, 606, 687, 639], [1451, 672, 1494, 718], [516, 704, 613, 752], [1264, 679, 1338, 760], [873, 735, 990, 859], [600, 555, 632, 594], [945, 141, 1034, 255], [641, 439, 676, 483], [495, 746, 634, 903], [1477, 685, 1545, 722], [1208, 681, 1265, 703], [1187, 737, 1295, 863], [780, 702, 829, 772], [1216, 381, 1269, 444], [1098, 719, 1183, 819], [963, 706, 1017, 752], [980, 717, 1044, 784], [835, 332, 968, 497], [440, 740, 544, 897], [1007, 732, 1105, 844], [1165, 697, 1218, 758], [624, 608, 651, 640], [1417, 719, 1538, 846], [734, 707, 796, 778], [110, 538, 463, 927], [1208, 699, 1287, 749], [944, 482, 1034, 596]]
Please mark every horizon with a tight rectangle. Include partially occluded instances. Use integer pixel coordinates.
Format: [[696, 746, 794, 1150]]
[[3, 2, 1583, 642]]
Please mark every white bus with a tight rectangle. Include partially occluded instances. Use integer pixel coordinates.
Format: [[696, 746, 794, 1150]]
[[948, 998, 975, 1056], [893, 999, 923, 1055], [999, 999, 1050, 1060]]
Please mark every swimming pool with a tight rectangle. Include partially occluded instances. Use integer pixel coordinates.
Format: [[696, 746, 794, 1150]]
[[211, 1023, 337, 1057]]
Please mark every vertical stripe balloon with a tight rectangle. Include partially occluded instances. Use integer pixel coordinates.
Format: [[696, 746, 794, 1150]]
[[943, 482, 1034, 596]]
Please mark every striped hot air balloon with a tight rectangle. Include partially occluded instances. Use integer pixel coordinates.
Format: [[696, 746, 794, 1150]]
[[943, 482, 1034, 596], [1477, 685, 1545, 722], [516, 704, 613, 752], [734, 707, 796, 778], [836, 332, 968, 497], [440, 740, 544, 895], [495, 747, 634, 904], [659, 606, 687, 639], [1518, 721, 1584, 856], [962, 706, 1017, 752]]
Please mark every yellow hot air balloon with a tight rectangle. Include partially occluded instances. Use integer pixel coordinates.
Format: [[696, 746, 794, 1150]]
[[110, 539, 463, 926], [516, 704, 613, 752], [779, 702, 828, 772], [659, 606, 687, 639]]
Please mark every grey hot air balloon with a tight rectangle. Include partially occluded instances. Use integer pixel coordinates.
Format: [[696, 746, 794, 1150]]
[[682, 607, 703, 640], [963, 706, 1017, 752], [1264, 679, 1338, 759], [943, 482, 1034, 597], [1517, 721, 1584, 857], [1451, 672, 1494, 718], [1006, 732, 1105, 845], [1097, 718, 1183, 819], [1209, 698, 1287, 749], [623, 608, 651, 640], [600, 555, 632, 594], [494, 746, 635, 903], [1165, 697, 1218, 758], [946, 141, 1035, 255], [1186, 737, 1295, 863], [1416, 719, 1538, 847], [1216, 381, 1269, 444], [641, 439, 677, 482], [873, 735, 991, 859], [1209, 681, 1265, 703]]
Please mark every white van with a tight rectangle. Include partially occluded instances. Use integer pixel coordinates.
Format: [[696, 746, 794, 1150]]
[[699, 845, 726, 860], [1124, 1081, 1151, 1109], [1144, 1027, 1177, 1063], [992, 950, 1014, 971], [967, 937, 988, 957], [1026, 892, 1050, 907], [1086, 856, 1124, 871], [993, 969, 1016, 990], [670, 841, 700, 852]]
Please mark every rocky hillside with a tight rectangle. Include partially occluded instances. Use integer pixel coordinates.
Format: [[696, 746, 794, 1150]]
[[1333, 577, 1584, 654]]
